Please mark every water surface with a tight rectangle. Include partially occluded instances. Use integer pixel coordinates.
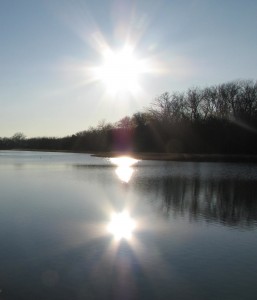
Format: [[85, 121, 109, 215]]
[[0, 151, 257, 300]]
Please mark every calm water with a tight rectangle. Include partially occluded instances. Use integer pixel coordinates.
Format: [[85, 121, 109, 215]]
[[0, 151, 257, 300]]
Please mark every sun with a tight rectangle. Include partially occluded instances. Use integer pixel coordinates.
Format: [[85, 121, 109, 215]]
[[93, 46, 145, 94]]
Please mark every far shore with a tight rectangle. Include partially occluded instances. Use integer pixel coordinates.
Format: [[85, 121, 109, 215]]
[[92, 152, 257, 163], [2, 149, 257, 163]]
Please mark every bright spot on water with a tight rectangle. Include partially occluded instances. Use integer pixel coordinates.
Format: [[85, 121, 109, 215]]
[[107, 211, 136, 240], [110, 156, 139, 167], [115, 166, 134, 183], [110, 156, 139, 183]]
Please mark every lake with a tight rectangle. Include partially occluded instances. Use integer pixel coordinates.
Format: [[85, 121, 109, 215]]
[[0, 150, 257, 300]]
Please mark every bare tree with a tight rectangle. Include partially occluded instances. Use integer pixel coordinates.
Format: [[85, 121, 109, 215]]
[[116, 116, 134, 129], [186, 88, 203, 121], [12, 132, 26, 141], [148, 92, 173, 123]]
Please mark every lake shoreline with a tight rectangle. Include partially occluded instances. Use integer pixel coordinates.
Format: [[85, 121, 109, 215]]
[[92, 152, 257, 162], [3, 149, 257, 162]]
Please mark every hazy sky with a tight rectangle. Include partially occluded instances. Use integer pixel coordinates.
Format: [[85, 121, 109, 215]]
[[1, 0, 257, 137]]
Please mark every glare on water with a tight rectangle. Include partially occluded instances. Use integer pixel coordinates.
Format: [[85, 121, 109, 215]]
[[107, 210, 136, 240], [109, 156, 139, 183]]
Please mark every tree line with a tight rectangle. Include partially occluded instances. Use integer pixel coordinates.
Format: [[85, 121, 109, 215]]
[[1, 80, 257, 154]]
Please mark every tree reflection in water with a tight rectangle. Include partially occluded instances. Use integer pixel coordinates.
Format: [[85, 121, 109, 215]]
[[135, 176, 257, 228]]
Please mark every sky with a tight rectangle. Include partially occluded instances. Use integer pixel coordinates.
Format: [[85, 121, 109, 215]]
[[1, 0, 257, 137]]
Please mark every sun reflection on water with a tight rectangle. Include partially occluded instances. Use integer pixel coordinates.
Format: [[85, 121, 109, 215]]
[[107, 210, 136, 240], [110, 156, 139, 183]]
